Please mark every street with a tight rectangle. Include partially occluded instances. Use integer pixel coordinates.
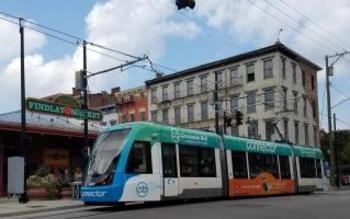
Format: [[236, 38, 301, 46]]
[[10, 190, 350, 219]]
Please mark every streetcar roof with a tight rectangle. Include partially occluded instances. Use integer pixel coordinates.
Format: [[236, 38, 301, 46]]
[[292, 145, 324, 159], [104, 122, 221, 148], [223, 135, 293, 156]]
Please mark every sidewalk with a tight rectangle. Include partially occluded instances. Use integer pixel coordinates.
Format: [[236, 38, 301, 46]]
[[0, 197, 84, 218]]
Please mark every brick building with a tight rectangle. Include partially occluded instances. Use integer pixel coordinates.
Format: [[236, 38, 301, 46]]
[[114, 86, 148, 123]]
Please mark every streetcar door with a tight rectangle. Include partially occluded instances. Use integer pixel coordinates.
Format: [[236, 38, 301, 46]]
[[161, 143, 179, 198]]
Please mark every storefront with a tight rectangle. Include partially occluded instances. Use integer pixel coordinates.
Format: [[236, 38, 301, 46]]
[[0, 95, 103, 196]]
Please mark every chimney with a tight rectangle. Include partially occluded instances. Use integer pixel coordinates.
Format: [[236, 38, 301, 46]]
[[72, 87, 81, 96], [111, 86, 120, 94]]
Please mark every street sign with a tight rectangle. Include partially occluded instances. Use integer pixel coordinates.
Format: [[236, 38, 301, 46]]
[[26, 98, 103, 121]]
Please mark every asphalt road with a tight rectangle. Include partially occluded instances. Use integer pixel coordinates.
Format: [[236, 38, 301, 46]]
[[12, 190, 350, 219]]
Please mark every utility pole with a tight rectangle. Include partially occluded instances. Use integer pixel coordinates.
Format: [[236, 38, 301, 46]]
[[214, 71, 219, 134], [82, 41, 89, 157], [19, 18, 28, 203], [325, 51, 350, 187], [333, 113, 340, 188], [223, 111, 227, 135], [326, 55, 336, 187]]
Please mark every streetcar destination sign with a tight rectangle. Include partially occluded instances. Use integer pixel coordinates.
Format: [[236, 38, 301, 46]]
[[26, 98, 103, 121]]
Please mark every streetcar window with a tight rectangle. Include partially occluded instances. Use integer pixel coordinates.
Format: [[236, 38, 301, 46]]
[[161, 143, 177, 177], [248, 153, 279, 179], [126, 141, 152, 174], [299, 157, 316, 178], [279, 156, 291, 179], [179, 145, 216, 177], [231, 151, 248, 179], [316, 159, 322, 179]]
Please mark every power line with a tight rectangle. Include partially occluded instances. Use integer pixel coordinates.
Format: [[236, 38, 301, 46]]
[[0, 10, 178, 73], [245, 0, 334, 54], [264, 0, 347, 52], [278, 0, 350, 49]]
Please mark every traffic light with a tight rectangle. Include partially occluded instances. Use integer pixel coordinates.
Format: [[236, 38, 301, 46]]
[[176, 0, 195, 10], [235, 110, 243, 126]]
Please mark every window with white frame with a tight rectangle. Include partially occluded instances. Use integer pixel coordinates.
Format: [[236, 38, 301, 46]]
[[264, 88, 274, 111], [248, 120, 258, 139], [162, 85, 169, 101], [230, 68, 239, 86], [162, 108, 169, 124], [187, 80, 194, 96], [187, 103, 194, 122], [247, 91, 256, 113], [174, 106, 181, 124], [217, 71, 224, 89], [230, 95, 239, 113], [174, 82, 181, 99], [246, 64, 255, 82], [200, 75, 207, 93], [201, 101, 208, 120], [264, 59, 273, 79], [151, 110, 157, 122], [151, 89, 157, 104]]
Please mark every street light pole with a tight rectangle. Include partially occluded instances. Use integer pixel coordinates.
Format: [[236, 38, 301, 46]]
[[82, 41, 89, 156], [19, 18, 28, 203]]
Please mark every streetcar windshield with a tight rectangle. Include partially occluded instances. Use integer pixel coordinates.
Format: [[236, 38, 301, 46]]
[[85, 128, 130, 186]]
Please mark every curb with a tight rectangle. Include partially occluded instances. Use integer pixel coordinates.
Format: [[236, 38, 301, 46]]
[[0, 204, 85, 218]]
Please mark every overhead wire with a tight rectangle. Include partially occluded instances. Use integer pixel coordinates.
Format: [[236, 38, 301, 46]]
[[244, 0, 335, 55], [278, 0, 350, 49], [263, 0, 347, 52]]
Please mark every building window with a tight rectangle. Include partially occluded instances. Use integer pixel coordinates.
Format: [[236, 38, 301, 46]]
[[231, 125, 239, 136], [230, 95, 239, 113], [201, 101, 208, 120], [187, 103, 194, 122], [302, 70, 306, 87], [140, 111, 146, 121], [126, 141, 152, 174], [314, 126, 318, 146], [312, 100, 317, 119], [162, 86, 168, 101], [265, 120, 275, 141], [187, 80, 194, 96], [304, 124, 309, 145], [293, 91, 298, 113], [303, 96, 307, 117], [247, 91, 256, 113], [281, 58, 286, 79], [248, 120, 258, 139], [284, 119, 289, 140], [200, 75, 207, 93], [282, 87, 288, 110], [231, 151, 248, 179], [151, 111, 157, 122], [162, 108, 169, 124], [264, 59, 273, 79], [130, 113, 135, 122], [292, 64, 297, 84], [230, 68, 239, 86], [174, 106, 181, 124], [294, 121, 299, 144], [246, 64, 255, 82], [264, 88, 274, 111], [151, 89, 157, 104], [174, 82, 181, 99], [217, 71, 224, 89], [311, 75, 315, 90]]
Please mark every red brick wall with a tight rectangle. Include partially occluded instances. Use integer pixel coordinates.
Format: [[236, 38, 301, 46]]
[[116, 91, 148, 122]]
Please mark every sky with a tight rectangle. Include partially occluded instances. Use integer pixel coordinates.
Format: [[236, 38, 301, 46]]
[[0, 0, 350, 130]]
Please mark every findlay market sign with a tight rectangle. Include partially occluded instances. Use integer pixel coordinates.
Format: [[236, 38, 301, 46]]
[[26, 98, 103, 121]]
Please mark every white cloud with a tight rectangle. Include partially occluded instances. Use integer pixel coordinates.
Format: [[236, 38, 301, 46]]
[[0, 18, 46, 63], [0, 0, 200, 113]]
